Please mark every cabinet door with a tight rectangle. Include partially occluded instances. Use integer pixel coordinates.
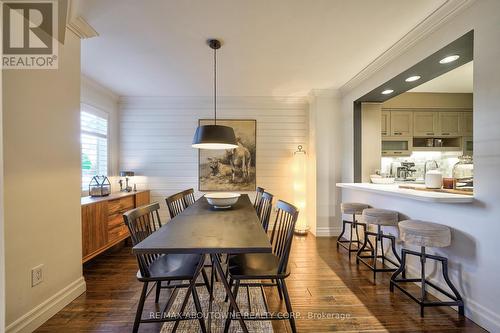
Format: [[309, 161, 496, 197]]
[[390, 111, 413, 136], [82, 202, 108, 258], [439, 112, 461, 136], [413, 112, 438, 137], [381, 111, 390, 137], [135, 190, 150, 207], [461, 112, 473, 136]]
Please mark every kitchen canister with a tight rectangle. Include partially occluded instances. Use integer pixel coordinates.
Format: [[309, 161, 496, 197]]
[[425, 170, 443, 189]]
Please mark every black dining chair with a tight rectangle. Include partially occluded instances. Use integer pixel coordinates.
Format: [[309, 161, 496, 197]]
[[257, 191, 273, 233], [123, 203, 210, 333], [253, 186, 265, 211], [165, 191, 188, 218], [224, 200, 299, 333], [182, 188, 196, 207]]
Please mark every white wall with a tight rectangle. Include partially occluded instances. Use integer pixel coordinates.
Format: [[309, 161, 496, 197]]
[[3, 30, 85, 333], [308, 90, 343, 236], [119, 96, 308, 222], [339, 1, 500, 330], [81, 75, 120, 191]]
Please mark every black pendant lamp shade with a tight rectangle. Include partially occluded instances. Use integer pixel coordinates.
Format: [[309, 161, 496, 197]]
[[192, 39, 238, 150]]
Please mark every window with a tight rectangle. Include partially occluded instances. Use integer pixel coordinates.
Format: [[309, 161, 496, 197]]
[[81, 106, 108, 190]]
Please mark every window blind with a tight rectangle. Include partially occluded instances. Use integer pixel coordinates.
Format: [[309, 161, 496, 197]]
[[81, 110, 108, 190]]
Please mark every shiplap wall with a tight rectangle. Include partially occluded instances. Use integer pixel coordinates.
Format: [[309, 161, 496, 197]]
[[119, 96, 308, 221]]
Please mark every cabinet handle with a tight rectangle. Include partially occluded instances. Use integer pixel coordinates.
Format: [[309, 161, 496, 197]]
[[442, 132, 450, 135], [394, 132, 402, 135], [426, 132, 434, 135], [382, 131, 387, 135], [394, 152, 402, 154]]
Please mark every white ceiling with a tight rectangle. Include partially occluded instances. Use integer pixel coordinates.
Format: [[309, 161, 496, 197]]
[[78, 0, 447, 97], [409, 61, 473, 93]]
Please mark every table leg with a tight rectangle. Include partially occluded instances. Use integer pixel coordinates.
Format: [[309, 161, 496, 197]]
[[210, 254, 249, 333], [172, 254, 206, 332]]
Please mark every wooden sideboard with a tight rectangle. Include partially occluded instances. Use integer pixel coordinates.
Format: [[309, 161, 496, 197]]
[[81, 190, 150, 263]]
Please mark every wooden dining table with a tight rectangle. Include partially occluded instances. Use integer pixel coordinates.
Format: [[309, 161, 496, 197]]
[[133, 194, 271, 333]]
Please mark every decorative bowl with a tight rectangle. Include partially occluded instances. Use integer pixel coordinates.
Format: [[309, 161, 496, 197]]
[[370, 175, 395, 184], [205, 192, 241, 209]]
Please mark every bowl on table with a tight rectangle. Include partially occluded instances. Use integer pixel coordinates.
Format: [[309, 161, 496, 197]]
[[370, 175, 395, 184], [205, 192, 241, 209]]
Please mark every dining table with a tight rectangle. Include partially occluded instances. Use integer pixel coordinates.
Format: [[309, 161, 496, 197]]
[[133, 194, 272, 333]]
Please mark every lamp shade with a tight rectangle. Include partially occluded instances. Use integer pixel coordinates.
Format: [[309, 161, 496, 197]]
[[192, 124, 238, 149]]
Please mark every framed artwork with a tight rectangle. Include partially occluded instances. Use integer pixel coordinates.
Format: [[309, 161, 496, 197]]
[[198, 119, 256, 191]]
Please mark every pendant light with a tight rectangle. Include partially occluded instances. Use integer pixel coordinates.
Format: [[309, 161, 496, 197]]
[[192, 39, 238, 149]]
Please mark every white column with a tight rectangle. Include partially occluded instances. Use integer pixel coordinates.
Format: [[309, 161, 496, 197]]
[[307, 89, 342, 236]]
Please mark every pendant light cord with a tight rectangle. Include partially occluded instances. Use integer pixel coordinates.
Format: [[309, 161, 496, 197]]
[[213, 46, 217, 125]]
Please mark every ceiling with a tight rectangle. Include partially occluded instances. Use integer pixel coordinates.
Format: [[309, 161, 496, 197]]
[[409, 61, 473, 93], [77, 0, 447, 97]]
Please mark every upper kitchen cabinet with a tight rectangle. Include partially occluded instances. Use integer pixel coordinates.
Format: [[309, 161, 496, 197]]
[[413, 111, 439, 137], [381, 111, 390, 137], [390, 111, 413, 136], [438, 112, 461, 136], [461, 111, 473, 136]]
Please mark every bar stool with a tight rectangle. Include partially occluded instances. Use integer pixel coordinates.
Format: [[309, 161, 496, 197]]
[[357, 208, 402, 281], [390, 220, 464, 317], [337, 203, 371, 259]]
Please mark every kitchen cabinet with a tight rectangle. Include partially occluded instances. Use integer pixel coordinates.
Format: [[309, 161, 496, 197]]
[[381, 111, 390, 137], [390, 111, 413, 136], [461, 112, 473, 136], [382, 137, 412, 156], [413, 111, 439, 137], [463, 136, 473, 156], [81, 190, 150, 263], [439, 112, 461, 136]]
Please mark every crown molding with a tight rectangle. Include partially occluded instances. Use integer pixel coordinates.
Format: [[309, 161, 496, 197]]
[[308, 89, 341, 98], [67, 16, 99, 39], [65, 0, 99, 39], [339, 0, 476, 96]]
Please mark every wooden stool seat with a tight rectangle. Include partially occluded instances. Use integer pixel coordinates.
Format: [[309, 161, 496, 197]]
[[362, 208, 399, 226], [399, 220, 451, 248], [341, 202, 369, 215]]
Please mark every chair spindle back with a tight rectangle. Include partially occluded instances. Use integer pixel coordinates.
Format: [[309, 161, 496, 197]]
[[269, 200, 299, 274]]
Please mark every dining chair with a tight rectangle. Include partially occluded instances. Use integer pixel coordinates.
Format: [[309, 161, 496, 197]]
[[182, 188, 196, 207], [256, 191, 273, 233], [123, 202, 210, 333], [224, 200, 299, 333], [253, 186, 265, 211], [165, 191, 188, 218]]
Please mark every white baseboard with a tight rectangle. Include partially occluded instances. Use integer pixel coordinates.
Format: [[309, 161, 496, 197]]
[[315, 226, 341, 237], [6, 276, 86, 333]]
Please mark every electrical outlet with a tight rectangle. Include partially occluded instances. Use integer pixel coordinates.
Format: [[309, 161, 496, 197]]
[[31, 264, 44, 287]]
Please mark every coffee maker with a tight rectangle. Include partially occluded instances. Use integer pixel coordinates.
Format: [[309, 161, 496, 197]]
[[396, 162, 416, 181]]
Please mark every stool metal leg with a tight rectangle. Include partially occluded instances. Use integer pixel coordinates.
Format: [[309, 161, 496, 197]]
[[420, 246, 426, 317], [337, 219, 347, 250], [390, 247, 464, 317]]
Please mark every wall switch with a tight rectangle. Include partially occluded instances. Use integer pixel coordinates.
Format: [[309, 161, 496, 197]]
[[31, 264, 44, 287]]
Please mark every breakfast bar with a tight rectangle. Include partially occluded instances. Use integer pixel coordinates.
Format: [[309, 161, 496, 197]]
[[336, 183, 474, 203]]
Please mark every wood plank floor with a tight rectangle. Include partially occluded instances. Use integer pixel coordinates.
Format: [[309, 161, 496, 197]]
[[35, 235, 485, 332]]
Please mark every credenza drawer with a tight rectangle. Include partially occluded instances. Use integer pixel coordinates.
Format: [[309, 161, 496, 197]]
[[108, 196, 135, 216]]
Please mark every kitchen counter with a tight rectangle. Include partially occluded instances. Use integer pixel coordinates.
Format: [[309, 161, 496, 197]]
[[336, 183, 474, 203]]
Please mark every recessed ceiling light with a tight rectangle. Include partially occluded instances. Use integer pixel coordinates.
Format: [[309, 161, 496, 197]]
[[439, 55, 460, 64], [405, 75, 421, 82], [381, 89, 394, 95]]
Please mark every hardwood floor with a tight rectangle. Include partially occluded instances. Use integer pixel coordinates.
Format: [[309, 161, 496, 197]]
[[36, 235, 485, 333]]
